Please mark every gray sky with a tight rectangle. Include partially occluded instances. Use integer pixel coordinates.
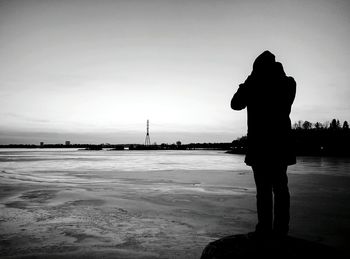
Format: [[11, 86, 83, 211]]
[[1, 0, 350, 144]]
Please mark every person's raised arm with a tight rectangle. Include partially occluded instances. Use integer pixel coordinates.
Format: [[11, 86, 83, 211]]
[[231, 84, 247, 110], [231, 75, 252, 110]]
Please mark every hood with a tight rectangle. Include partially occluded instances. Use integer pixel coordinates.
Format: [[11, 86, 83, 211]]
[[252, 50, 276, 72]]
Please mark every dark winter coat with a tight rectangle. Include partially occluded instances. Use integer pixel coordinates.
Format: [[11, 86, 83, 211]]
[[231, 51, 296, 166]]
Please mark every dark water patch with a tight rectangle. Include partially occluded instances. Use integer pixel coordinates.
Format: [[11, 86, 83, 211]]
[[5, 189, 58, 208], [5, 200, 28, 209], [19, 189, 58, 202], [63, 199, 105, 207], [0, 182, 37, 200]]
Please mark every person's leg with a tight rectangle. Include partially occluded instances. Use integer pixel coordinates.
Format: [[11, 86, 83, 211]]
[[272, 165, 290, 236], [252, 166, 273, 235]]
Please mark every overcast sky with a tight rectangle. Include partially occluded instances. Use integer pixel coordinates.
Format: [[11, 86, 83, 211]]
[[1, 0, 350, 144]]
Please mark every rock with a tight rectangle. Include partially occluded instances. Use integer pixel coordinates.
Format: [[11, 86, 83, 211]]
[[200, 233, 344, 259]]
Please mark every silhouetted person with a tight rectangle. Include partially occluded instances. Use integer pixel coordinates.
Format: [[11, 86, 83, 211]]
[[231, 50, 296, 238]]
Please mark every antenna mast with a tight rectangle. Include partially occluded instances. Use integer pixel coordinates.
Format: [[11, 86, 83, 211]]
[[145, 119, 151, 145]]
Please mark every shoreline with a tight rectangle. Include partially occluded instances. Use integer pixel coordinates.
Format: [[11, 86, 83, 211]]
[[1, 147, 350, 158]]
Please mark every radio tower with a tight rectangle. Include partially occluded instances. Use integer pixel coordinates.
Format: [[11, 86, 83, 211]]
[[144, 119, 151, 146]]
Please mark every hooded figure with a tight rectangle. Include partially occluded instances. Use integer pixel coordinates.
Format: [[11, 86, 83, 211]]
[[231, 50, 296, 237], [231, 50, 296, 166]]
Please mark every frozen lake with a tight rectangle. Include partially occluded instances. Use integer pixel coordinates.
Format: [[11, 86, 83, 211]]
[[1, 148, 349, 175], [0, 149, 350, 258]]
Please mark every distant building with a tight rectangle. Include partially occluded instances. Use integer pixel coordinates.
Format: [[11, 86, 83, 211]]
[[65, 141, 71, 146], [40, 142, 44, 147]]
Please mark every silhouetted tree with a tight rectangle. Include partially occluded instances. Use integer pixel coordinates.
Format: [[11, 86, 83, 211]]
[[230, 118, 350, 156], [314, 122, 322, 130], [302, 121, 312, 130], [330, 119, 341, 130]]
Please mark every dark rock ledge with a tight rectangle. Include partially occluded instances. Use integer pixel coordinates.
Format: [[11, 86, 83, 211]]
[[200, 233, 345, 259]]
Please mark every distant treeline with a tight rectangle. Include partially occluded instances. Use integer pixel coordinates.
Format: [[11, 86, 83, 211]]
[[128, 142, 232, 150], [0, 142, 232, 151], [230, 119, 350, 156]]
